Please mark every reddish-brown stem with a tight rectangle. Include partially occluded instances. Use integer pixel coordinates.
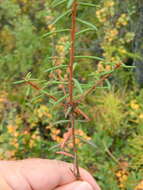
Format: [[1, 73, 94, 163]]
[[74, 107, 91, 121], [56, 151, 74, 158], [26, 81, 41, 90], [26, 81, 58, 101], [69, 0, 77, 105], [61, 125, 72, 148], [70, 113, 80, 179], [68, 0, 80, 179], [77, 62, 122, 102]]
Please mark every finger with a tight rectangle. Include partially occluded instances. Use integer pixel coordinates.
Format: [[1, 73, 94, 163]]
[[56, 160, 101, 190], [0, 175, 12, 190], [20, 159, 101, 190], [54, 181, 93, 190], [0, 159, 101, 190], [79, 168, 101, 190]]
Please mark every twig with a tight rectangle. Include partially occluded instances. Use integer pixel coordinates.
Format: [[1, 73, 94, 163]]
[[68, 0, 80, 179], [69, 0, 77, 104], [74, 107, 91, 121], [56, 151, 74, 158], [26, 81, 58, 101], [77, 62, 122, 102], [70, 113, 80, 179]]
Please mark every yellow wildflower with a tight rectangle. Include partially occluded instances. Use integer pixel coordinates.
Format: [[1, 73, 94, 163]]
[[135, 180, 143, 190], [130, 100, 140, 110], [139, 114, 143, 119], [105, 1, 115, 7], [7, 125, 17, 133]]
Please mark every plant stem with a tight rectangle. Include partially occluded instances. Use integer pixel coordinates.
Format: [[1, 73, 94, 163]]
[[69, 0, 77, 104], [68, 0, 80, 179], [77, 62, 122, 101], [70, 113, 80, 179]]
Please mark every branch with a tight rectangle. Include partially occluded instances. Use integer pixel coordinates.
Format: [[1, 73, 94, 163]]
[[68, 0, 80, 180], [26, 81, 58, 102], [77, 62, 122, 101], [69, 0, 77, 104]]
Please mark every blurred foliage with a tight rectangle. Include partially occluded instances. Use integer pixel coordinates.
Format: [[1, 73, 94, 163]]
[[0, 0, 143, 190]]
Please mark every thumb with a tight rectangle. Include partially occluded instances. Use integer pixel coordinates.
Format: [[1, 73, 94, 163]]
[[54, 181, 93, 190]]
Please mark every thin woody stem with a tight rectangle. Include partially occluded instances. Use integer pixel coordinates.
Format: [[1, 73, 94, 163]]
[[70, 113, 80, 179], [68, 0, 80, 179], [77, 62, 122, 102], [26, 81, 58, 101], [69, 0, 77, 104]]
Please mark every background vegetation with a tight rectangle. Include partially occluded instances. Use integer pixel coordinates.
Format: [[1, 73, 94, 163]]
[[0, 0, 143, 189]]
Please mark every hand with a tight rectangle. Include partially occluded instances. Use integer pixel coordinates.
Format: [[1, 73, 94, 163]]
[[0, 158, 101, 190]]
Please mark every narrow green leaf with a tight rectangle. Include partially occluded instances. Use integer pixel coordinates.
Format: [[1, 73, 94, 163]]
[[26, 72, 32, 79], [53, 120, 70, 125], [40, 89, 57, 100], [76, 28, 96, 36], [26, 86, 31, 97], [51, 0, 66, 8], [53, 95, 68, 106], [45, 56, 67, 60], [73, 78, 83, 93], [75, 55, 103, 61], [13, 80, 25, 84], [49, 99, 56, 105], [105, 79, 111, 90], [44, 81, 67, 85], [24, 72, 32, 81], [43, 29, 70, 38], [49, 144, 60, 151], [76, 135, 97, 148], [76, 18, 97, 30], [44, 65, 67, 72], [51, 9, 71, 26], [67, 0, 74, 8], [122, 64, 136, 68], [100, 70, 113, 76], [73, 62, 77, 71], [79, 2, 98, 7], [75, 120, 88, 123], [31, 95, 43, 103], [51, 0, 59, 6]]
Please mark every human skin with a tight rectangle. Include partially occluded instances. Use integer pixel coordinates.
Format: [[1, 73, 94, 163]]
[[0, 159, 101, 190]]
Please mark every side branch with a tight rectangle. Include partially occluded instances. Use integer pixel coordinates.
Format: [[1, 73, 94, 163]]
[[26, 81, 58, 102], [77, 62, 122, 101]]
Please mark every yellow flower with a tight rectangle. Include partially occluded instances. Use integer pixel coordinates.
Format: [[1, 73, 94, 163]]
[[7, 125, 17, 133], [139, 114, 143, 119], [29, 139, 35, 148], [130, 101, 140, 110], [55, 136, 63, 143], [97, 63, 104, 72], [105, 1, 115, 7], [105, 65, 111, 71], [135, 180, 143, 190], [116, 171, 122, 177], [119, 183, 125, 189], [36, 105, 52, 118], [110, 29, 118, 36], [51, 128, 60, 135]]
